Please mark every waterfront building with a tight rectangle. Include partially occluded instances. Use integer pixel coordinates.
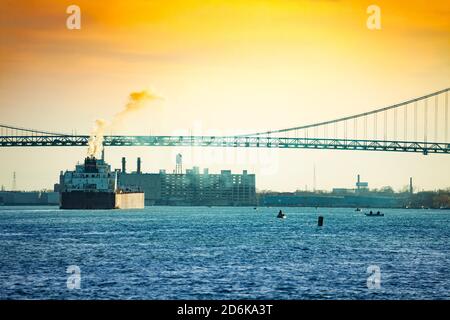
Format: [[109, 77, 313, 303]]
[[116, 158, 256, 206]]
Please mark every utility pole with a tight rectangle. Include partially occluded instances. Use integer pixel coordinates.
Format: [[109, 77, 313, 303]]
[[313, 164, 316, 193], [409, 177, 413, 194], [12, 172, 16, 191]]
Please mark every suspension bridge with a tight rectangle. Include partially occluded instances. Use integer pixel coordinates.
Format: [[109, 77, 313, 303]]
[[1, 88, 449, 155]]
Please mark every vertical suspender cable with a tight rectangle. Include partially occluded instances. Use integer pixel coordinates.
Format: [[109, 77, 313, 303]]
[[445, 90, 448, 142], [414, 102, 418, 141], [374, 113, 377, 140], [434, 95, 438, 142], [424, 99, 428, 144], [364, 115, 367, 141], [404, 104, 408, 142], [394, 108, 397, 141]]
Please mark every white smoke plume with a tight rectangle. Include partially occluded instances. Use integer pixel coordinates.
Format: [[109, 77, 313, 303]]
[[87, 119, 107, 157], [87, 90, 161, 158]]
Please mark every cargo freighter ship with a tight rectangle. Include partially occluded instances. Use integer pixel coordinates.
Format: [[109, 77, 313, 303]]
[[59, 156, 144, 209]]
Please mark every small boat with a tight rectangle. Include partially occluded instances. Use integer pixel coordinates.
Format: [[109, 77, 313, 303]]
[[277, 210, 286, 219], [365, 211, 384, 217]]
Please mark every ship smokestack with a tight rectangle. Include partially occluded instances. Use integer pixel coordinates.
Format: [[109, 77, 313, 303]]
[[137, 157, 141, 174], [122, 157, 126, 173]]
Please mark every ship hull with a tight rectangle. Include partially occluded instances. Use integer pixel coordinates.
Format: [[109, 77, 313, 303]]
[[60, 191, 144, 209]]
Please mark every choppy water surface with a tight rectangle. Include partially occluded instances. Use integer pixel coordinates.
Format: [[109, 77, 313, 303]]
[[0, 206, 449, 299]]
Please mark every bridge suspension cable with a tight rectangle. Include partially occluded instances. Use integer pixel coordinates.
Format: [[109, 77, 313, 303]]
[[0, 124, 70, 137], [238, 88, 449, 142], [0, 88, 449, 155]]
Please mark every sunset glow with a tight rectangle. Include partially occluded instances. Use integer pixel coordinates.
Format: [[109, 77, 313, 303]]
[[0, 0, 449, 191]]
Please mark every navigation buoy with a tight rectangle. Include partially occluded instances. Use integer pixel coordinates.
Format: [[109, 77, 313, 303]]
[[318, 216, 324, 227]]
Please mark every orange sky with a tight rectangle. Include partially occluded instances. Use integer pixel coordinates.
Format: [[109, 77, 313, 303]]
[[0, 0, 449, 191]]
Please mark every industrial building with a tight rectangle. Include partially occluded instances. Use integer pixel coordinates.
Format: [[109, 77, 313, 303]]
[[331, 174, 369, 194], [260, 193, 407, 208], [260, 174, 411, 208], [157, 167, 256, 206], [0, 191, 59, 205], [105, 155, 256, 206]]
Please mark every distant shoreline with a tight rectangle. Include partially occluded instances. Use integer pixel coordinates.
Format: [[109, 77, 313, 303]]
[[1, 204, 449, 210]]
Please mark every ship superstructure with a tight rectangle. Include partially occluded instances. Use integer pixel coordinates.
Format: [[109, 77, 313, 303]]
[[60, 157, 144, 209], [62, 157, 118, 192]]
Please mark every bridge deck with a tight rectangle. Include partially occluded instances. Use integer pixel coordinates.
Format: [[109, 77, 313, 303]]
[[0, 135, 448, 154]]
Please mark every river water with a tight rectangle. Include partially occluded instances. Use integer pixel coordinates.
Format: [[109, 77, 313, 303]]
[[0, 206, 448, 299]]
